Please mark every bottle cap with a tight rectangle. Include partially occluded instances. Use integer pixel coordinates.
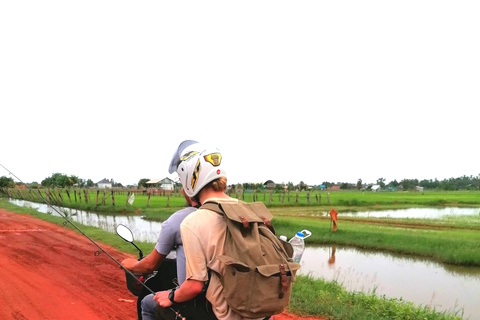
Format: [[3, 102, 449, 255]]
[[296, 231, 304, 238]]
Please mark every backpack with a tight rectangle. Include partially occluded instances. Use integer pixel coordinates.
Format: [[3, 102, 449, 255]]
[[201, 201, 300, 319]]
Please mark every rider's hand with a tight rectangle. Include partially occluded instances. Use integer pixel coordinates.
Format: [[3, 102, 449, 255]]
[[121, 258, 137, 270], [154, 290, 172, 308]]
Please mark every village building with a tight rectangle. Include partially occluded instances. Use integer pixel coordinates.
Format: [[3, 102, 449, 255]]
[[146, 177, 176, 191], [97, 178, 112, 189], [263, 180, 275, 190]]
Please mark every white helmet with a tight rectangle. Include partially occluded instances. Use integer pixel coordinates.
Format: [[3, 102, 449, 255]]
[[168, 140, 199, 174], [175, 143, 227, 198]]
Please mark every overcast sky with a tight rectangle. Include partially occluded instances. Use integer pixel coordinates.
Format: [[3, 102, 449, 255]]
[[1, 1, 479, 187]]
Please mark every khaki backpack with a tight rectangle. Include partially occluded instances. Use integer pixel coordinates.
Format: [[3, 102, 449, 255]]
[[201, 201, 300, 319]]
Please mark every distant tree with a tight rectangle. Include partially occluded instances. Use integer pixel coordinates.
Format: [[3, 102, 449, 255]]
[[28, 182, 39, 188], [376, 177, 386, 188], [387, 179, 399, 188], [138, 178, 149, 188], [287, 182, 294, 191], [400, 179, 419, 190], [322, 181, 334, 188], [0, 176, 15, 188], [340, 183, 349, 190], [41, 173, 77, 188], [275, 183, 286, 192], [357, 179, 362, 189], [298, 181, 306, 191], [86, 179, 95, 187]]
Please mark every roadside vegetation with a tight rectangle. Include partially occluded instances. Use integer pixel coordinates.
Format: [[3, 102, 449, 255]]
[[1, 189, 478, 320]]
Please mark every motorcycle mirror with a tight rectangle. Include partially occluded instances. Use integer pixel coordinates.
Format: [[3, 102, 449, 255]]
[[116, 224, 134, 243]]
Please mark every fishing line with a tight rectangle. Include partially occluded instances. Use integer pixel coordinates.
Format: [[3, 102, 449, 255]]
[[0, 163, 157, 295]]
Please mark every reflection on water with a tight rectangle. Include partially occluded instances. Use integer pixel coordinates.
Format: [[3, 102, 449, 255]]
[[9, 199, 161, 243], [9, 199, 480, 319], [299, 245, 480, 319], [342, 207, 480, 218]]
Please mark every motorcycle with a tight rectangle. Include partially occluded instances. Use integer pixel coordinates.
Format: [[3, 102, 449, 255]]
[[116, 224, 177, 320]]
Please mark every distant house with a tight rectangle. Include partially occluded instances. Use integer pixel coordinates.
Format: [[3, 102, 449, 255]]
[[371, 185, 381, 192], [328, 185, 341, 191], [97, 178, 112, 189], [263, 180, 275, 190], [319, 184, 327, 191], [416, 186, 424, 192], [147, 177, 175, 191], [159, 177, 175, 191]]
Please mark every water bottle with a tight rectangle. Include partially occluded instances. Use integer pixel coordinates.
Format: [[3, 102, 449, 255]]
[[288, 230, 311, 263]]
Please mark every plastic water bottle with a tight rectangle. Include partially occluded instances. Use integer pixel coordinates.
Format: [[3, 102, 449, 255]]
[[288, 230, 312, 263], [289, 232, 305, 263]]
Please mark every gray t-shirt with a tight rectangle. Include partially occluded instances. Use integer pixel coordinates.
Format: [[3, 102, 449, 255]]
[[155, 206, 196, 285]]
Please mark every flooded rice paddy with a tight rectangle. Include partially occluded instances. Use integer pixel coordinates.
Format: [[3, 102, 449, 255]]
[[9, 199, 480, 319], [340, 207, 480, 219]]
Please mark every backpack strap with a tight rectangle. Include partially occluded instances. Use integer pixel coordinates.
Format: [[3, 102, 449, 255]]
[[200, 201, 275, 234]]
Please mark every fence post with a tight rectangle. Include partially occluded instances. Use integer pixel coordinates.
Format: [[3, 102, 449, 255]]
[[111, 191, 115, 206], [66, 189, 72, 202], [327, 192, 330, 204], [147, 193, 151, 207], [126, 191, 130, 207], [84, 190, 88, 203], [167, 195, 170, 208], [96, 190, 99, 206], [295, 192, 298, 203]]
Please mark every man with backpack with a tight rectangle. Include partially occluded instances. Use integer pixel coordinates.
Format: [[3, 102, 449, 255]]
[[153, 141, 298, 320]]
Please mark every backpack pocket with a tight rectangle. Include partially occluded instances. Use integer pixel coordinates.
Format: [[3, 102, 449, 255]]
[[218, 256, 300, 318]]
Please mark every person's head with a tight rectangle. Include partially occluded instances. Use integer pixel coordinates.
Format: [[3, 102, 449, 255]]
[[180, 188, 199, 208], [170, 141, 227, 202]]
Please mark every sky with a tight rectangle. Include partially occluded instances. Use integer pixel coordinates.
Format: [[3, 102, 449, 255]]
[[1, 1, 479, 187]]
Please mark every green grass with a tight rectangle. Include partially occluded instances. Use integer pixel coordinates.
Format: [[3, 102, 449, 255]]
[[290, 276, 463, 320], [272, 216, 480, 267]]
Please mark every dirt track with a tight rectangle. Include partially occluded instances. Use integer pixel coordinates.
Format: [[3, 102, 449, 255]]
[[0, 208, 324, 320]]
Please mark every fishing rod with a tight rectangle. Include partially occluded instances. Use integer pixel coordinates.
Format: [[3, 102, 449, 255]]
[[1, 164, 189, 318], [0, 164, 162, 298]]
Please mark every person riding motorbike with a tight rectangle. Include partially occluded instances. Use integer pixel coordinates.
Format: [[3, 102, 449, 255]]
[[121, 140, 200, 320], [153, 141, 268, 320]]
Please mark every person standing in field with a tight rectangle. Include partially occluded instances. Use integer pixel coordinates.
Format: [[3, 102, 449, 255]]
[[153, 141, 268, 320]]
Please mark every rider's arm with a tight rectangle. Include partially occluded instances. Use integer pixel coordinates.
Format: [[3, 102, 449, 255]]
[[155, 279, 204, 307], [121, 248, 166, 274]]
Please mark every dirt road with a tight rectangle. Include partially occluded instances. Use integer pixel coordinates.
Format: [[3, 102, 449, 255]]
[[0, 208, 323, 320]]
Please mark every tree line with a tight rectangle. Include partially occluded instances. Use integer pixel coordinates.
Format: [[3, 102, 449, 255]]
[[1, 173, 480, 192]]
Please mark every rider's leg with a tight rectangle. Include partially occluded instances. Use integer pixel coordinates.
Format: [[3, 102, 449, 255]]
[[141, 293, 159, 320]]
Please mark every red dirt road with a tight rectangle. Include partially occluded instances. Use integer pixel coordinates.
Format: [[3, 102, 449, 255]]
[[0, 208, 324, 320]]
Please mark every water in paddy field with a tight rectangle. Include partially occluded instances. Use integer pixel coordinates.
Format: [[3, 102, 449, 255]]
[[340, 207, 480, 218], [9, 199, 480, 319], [299, 245, 480, 320]]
